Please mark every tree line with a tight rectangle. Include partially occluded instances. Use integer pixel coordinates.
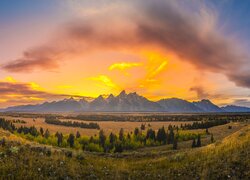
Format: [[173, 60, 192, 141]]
[[180, 119, 229, 130], [44, 117, 100, 129], [66, 114, 250, 122]]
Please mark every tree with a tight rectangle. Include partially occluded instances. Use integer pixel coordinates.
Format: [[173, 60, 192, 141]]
[[114, 142, 123, 153], [89, 136, 94, 143], [67, 133, 75, 148], [40, 127, 44, 136], [206, 128, 209, 134], [99, 130, 106, 148], [196, 135, 201, 147], [173, 137, 178, 150], [57, 133, 63, 146], [76, 131, 81, 138], [44, 129, 50, 139], [29, 126, 38, 136], [168, 128, 175, 144], [146, 129, 155, 141], [109, 132, 115, 146], [140, 124, 146, 130], [127, 133, 131, 140], [211, 134, 214, 143], [134, 127, 139, 136], [55, 131, 59, 137], [156, 127, 167, 144], [119, 128, 124, 141], [192, 138, 196, 148]]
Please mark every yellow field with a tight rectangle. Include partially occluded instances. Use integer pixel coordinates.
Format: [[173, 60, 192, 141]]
[[0, 115, 194, 136]]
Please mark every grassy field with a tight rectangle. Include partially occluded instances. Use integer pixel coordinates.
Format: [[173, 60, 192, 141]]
[[0, 122, 249, 179], [0, 115, 194, 136]]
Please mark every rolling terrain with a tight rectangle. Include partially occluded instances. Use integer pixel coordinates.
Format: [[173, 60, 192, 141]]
[[0, 122, 249, 179]]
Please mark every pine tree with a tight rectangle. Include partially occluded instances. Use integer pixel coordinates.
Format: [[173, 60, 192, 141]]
[[109, 132, 115, 146], [40, 127, 44, 136], [134, 127, 139, 136], [197, 135, 201, 147], [99, 130, 106, 148], [173, 137, 178, 150], [114, 142, 123, 153], [55, 131, 59, 137], [140, 124, 146, 130], [89, 136, 94, 143], [127, 133, 131, 140], [168, 128, 175, 144], [67, 133, 75, 148], [146, 129, 155, 140], [156, 127, 167, 144], [57, 133, 63, 146], [44, 129, 50, 139], [192, 138, 196, 148], [206, 128, 209, 134], [76, 131, 81, 138], [211, 134, 214, 143], [119, 128, 124, 141]]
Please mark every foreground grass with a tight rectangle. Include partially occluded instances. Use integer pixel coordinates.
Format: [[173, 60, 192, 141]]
[[0, 124, 249, 179]]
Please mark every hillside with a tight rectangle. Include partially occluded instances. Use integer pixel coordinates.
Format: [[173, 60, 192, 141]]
[[0, 124, 249, 179]]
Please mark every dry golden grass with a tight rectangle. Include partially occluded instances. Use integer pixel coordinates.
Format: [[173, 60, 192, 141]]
[[0, 115, 193, 136]]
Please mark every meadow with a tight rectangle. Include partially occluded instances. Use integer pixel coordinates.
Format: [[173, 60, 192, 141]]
[[0, 117, 249, 179], [0, 112, 249, 179], [0, 115, 195, 136]]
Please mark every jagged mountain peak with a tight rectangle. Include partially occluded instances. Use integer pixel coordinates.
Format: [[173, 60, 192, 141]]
[[118, 90, 127, 98], [193, 99, 222, 112], [2, 91, 250, 113]]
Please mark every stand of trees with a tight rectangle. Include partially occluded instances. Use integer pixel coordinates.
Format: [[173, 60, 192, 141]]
[[11, 119, 26, 124], [0, 118, 205, 153], [45, 117, 100, 129], [66, 113, 250, 122], [181, 119, 229, 130]]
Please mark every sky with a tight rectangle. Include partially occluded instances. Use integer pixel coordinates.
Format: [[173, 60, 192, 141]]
[[1, 0, 250, 108]]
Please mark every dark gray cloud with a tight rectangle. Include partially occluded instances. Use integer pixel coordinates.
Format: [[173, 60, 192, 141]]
[[189, 85, 228, 100], [0, 82, 51, 96], [2, 0, 250, 88], [232, 99, 250, 107]]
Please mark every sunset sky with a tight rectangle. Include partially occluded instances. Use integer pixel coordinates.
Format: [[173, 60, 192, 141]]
[[1, 0, 250, 108]]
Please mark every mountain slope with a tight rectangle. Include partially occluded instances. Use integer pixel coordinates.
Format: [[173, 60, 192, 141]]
[[158, 98, 203, 112], [193, 99, 224, 112], [1, 90, 250, 113], [222, 105, 250, 112]]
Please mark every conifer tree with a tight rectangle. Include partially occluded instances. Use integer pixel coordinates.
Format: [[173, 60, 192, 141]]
[[57, 133, 63, 146], [192, 138, 196, 148], [197, 134, 201, 147], [44, 129, 50, 139], [127, 133, 131, 140], [40, 127, 44, 136], [76, 131, 81, 138], [211, 134, 214, 143], [114, 142, 123, 153], [99, 130, 106, 148], [119, 128, 124, 141], [134, 127, 139, 136], [109, 132, 115, 146], [67, 133, 75, 148], [173, 137, 178, 150]]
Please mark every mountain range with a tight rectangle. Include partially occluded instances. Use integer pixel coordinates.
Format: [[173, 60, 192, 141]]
[[1, 90, 250, 113]]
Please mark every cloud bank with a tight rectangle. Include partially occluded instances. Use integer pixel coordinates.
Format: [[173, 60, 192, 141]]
[[2, 0, 250, 88]]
